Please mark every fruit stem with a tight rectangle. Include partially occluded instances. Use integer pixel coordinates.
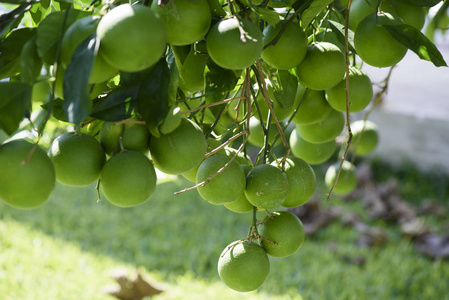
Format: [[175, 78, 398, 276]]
[[96, 179, 101, 202]]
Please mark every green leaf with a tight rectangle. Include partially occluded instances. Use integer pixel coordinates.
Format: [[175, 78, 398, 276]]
[[394, 0, 441, 6], [41, 98, 68, 122], [383, 24, 447, 67], [0, 3, 30, 38], [206, 0, 226, 17], [62, 34, 97, 125], [300, 0, 333, 29], [29, 2, 52, 26], [138, 59, 173, 137], [0, 81, 31, 135], [35, 9, 85, 64], [20, 37, 42, 84], [254, 7, 282, 27], [274, 70, 298, 109], [204, 60, 239, 105], [0, 27, 35, 80], [90, 86, 138, 121], [327, 20, 356, 54]]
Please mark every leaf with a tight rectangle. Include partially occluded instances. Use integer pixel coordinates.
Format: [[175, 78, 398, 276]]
[[90, 86, 139, 121], [29, 2, 52, 26], [41, 98, 68, 122], [394, 0, 441, 6], [62, 34, 97, 125], [300, 0, 333, 29], [35, 9, 85, 64], [274, 70, 298, 109], [383, 24, 447, 67], [0, 3, 30, 38], [327, 20, 357, 54], [204, 60, 239, 104], [20, 36, 42, 84], [138, 59, 173, 137], [254, 7, 282, 27], [206, 0, 226, 17], [0, 27, 35, 80], [0, 81, 31, 135]]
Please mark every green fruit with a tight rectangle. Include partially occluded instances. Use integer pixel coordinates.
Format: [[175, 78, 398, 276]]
[[48, 132, 106, 186], [272, 157, 316, 207], [325, 66, 373, 113], [391, 0, 426, 30], [245, 164, 289, 209], [206, 17, 263, 70], [289, 129, 336, 165], [178, 49, 207, 93], [247, 117, 280, 147], [218, 241, 270, 292], [151, 0, 211, 46], [296, 42, 346, 91], [99, 120, 150, 156], [296, 109, 345, 143], [259, 211, 305, 257], [261, 21, 308, 70], [350, 120, 379, 156], [292, 85, 332, 125], [348, 0, 395, 30], [0, 140, 55, 209], [325, 160, 357, 195], [224, 164, 254, 213], [97, 4, 167, 72], [354, 12, 407, 68], [150, 118, 207, 175], [100, 150, 157, 207], [224, 147, 252, 165], [196, 154, 246, 205]]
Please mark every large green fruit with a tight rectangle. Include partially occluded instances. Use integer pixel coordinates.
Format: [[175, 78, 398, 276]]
[[151, 0, 211, 46], [100, 150, 157, 207], [296, 42, 345, 91], [296, 109, 345, 143], [289, 129, 336, 165], [325, 160, 357, 195], [97, 4, 167, 72], [245, 164, 289, 209], [247, 117, 280, 148], [261, 21, 308, 70], [150, 118, 207, 175], [354, 12, 407, 68], [0, 140, 55, 209], [391, 0, 426, 30], [224, 164, 254, 213], [99, 120, 150, 156], [196, 154, 246, 205], [350, 120, 379, 156], [272, 157, 316, 208], [325, 66, 373, 113], [259, 211, 305, 257], [206, 17, 263, 70], [218, 241, 270, 292], [292, 85, 332, 125], [48, 132, 106, 186]]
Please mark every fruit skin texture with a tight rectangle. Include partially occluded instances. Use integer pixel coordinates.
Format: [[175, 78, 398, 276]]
[[48, 132, 106, 186], [99, 120, 150, 156], [244, 164, 289, 209], [292, 85, 332, 125], [150, 118, 207, 175], [261, 22, 308, 70], [196, 154, 246, 205], [296, 109, 345, 144], [100, 150, 156, 207], [206, 17, 263, 70], [350, 120, 379, 156], [325, 160, 357, 195], [218, 241, 270, 292], [151, 0, 211, 46], [0, 140, 55, 209], [97, 4, 167, 72], [354, 12, 407, 68], [259, 211, 305, 257], [290, 129, 336, 165], [272, 157, 316, 208], [296, 42, 346, 91], [325, 66, 373, 113]]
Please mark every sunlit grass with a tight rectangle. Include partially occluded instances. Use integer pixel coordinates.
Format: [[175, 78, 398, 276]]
[[0, 174, 448, 299]]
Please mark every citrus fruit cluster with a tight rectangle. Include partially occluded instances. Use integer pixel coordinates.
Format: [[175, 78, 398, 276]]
[[0, 0, 444, 293]]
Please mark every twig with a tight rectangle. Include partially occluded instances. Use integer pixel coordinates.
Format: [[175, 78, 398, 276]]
[[180, 96, 246, 115]]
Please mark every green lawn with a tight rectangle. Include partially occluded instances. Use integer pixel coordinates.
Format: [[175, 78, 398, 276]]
[[0, 171, 448, 300]]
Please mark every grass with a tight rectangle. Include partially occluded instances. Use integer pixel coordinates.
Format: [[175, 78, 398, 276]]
[[0, 171, 448, 299]]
